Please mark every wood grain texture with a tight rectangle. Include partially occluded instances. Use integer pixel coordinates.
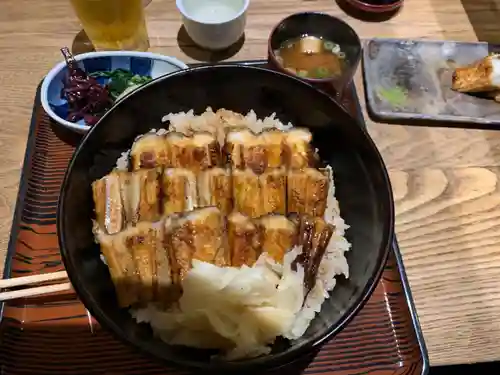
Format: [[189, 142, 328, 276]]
[[0, 0, 499, 367]]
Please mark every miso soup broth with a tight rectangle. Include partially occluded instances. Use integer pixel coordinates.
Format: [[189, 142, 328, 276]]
[[274, 35, 346, 79]]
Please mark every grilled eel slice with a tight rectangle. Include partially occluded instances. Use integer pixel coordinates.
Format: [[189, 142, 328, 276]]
[[197, 167, 232, 215], [165, 207, 230, 286], [98, 210, 335, 307], [287, 167, 329, 217], [232, 167, 287, 218], [97, 221, 163, 308], [257, 214, 298, 264], [228, 212, 335, 293], [166, 132, 221, 171], [130, 133, 169, 171], [227, 212, 261, 267], [452, 54, 500, 93], [92, 171, 124, 235], [225, 127, 314, 173], [162, 168, 198, 215], [130, 131, 221, 171], [99, 207, 230, 307], [92, 169, 162, 234], [290, 214, 335, 292], [283, 128, 314, 170], [162, 167, 233, 216]]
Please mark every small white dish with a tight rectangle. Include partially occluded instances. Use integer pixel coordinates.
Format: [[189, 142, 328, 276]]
[[176, 0, 249, 50], [41, 51, 188, 134]]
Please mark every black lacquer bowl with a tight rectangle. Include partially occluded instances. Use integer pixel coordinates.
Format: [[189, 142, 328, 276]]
[[268, 12, 362, 94], [58, 65, 394, 373]]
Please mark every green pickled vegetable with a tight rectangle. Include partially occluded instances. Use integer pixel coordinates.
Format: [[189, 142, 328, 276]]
[[90, 68, 152, 99]]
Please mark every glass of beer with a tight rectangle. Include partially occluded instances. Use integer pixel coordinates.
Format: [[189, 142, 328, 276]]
[[69, 0, 150, 51]]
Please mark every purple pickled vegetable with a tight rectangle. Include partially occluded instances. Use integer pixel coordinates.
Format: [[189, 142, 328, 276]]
[[60, 47, 112, 126]]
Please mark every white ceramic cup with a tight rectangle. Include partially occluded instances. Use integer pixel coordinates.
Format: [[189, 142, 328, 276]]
[[176, 0, 249, 50]]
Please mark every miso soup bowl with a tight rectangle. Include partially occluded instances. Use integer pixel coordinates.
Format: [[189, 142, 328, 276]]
[[268, 12, 362, 95]]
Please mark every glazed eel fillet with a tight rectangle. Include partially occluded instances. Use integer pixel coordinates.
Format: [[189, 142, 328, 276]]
[[92, 165, 234, 235], [225, 127, 314, 172], [231, 166, 330, 219], [159, 167, 233, 216], [232, 167, 287, 218], [92, 169, 162, 235], [97, 204, 335, 308], [97, 221, 163, 308], [93, 164, 329, 228], [97, 207, 229, 308], [287, 167, 329, 217], [130, 131, 221, 171], [227, 212, 300, 267], [227, 212, 336, 293]]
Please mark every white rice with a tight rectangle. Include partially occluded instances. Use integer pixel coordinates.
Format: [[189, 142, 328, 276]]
[[117, 108, 350, 357]]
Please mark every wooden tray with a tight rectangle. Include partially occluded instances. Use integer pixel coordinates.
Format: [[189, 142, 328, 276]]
[[0, 60, 429, 375], [363, 38, 500, 128]]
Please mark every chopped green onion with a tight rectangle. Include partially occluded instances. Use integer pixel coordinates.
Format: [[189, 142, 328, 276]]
[[323, 41, 334, 50], [324, 41, 340, 54], [314, 66, 330, 78], [297, 70, 308, 78]]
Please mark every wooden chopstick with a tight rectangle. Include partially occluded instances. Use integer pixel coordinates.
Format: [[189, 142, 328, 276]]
[[0, 282, 73, 301], [0, 271, 71, 301]]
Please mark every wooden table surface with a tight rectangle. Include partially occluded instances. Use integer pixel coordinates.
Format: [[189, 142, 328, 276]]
[[1, 0, 500, 368]]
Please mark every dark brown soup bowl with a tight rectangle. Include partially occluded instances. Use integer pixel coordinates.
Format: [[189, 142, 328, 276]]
[[268, 12, 362, 96], [345, 0, 403, 13], [58, 65, 393, 373]]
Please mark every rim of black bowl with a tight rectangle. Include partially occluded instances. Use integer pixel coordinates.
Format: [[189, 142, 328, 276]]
[[267, 12, 362, 84], [58, 64, 394, 372], [345, 0, 403, 11]]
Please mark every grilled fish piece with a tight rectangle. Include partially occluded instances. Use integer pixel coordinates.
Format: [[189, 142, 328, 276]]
[[166, 207, 229, 285], [287, 168, 329, 217], [197, 167, 232, 215], [92, 171, 125, 235], [452, 54, 500, 93], [166, 132, 221, 170], [260, 167, 287, 215], [225, 128, 260, 171], [232, 168, 262, 218], [227, 212, 261, 267], [123, 221, 162, 304], [155, 218, 175, 306], [232, 167, 287, 218], [261, 129, 285, 168], [258, 214, 297, 264], [191, 132, 221, 170], [97, 221, 164, 308], [291, 215, 335, 292], [283, 128, 313, 169], [121, 169, 162, 225], [225, 129, 285, 173], [189, 207, 229, 267], [162, 168, 198, 215], [130, 133, 169, 171], [163, 215, 189, 287]]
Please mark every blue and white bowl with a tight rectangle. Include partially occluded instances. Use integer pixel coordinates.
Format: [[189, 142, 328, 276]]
[[41, 51, 188, 134]]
